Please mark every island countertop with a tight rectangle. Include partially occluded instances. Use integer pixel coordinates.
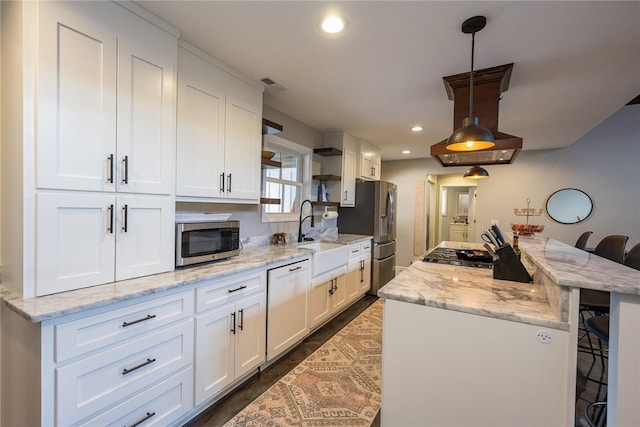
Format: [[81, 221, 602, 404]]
[[1, 234, 372, 323], [378, 241, 568, 330]]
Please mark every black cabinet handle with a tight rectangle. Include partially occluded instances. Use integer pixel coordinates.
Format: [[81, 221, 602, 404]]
[[122, 358, 156, 375], [360, 260, 364, 282], [239, 309, 244, 331], [228, 285, 247, 293], [122, 155, 129, 184], [121, 204, 128, 232], [344, 190, 347, 201], [128, 411, 156, 427], [107, 154, 114, 184], [231, 312, 236, 334], [122, 314, 156, 327], [107, 204, 114, 234], [220, 173, 225, 192], [227, 174, 232, 193], [289, 266, 302, 272]]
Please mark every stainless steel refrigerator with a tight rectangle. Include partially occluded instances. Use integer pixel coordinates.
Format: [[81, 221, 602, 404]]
[[338, 180, 397, 295]]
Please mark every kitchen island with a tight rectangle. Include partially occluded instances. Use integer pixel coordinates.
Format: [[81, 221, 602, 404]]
[[378, 238, 640, 426]]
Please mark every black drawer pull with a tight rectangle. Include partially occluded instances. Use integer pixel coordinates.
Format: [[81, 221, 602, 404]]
[[128, 411, 156, 427], [228, 285, 247, 293], [122, 314, 156, 327], [122, 358, 156, 375], [289, 266, 302, 272]]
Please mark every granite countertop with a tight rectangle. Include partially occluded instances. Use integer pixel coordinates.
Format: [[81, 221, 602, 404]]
[[518, 235, 640, 295], [1, 234, 372, 323], [378, 241, 568, 330]]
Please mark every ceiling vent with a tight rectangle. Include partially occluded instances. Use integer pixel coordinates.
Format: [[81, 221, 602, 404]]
[[431, 63, 523, 167], [260, 77, 287, 92]]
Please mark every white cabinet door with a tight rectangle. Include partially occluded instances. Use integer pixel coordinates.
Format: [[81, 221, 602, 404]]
[[331, 275, 348, 313], [346, 266, 360, 304], [308, 279, 332, 330], [341, 135, 357, 207], [234, 292, 266, 378], [115, 195, 174, 281], [176, 50, 225, 198], [116, 15, 176, 196], [195, 302, 235, 405], [224, 91, 261, 201], [360, 259, 372, 294], [267, 261, 310, 360], [36, 193, 116, 296], [36, 1, 117, 192], [450, 225, 467, 242]]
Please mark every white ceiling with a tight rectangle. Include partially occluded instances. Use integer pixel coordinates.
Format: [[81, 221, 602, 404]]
[[137, 1, 640, 160]]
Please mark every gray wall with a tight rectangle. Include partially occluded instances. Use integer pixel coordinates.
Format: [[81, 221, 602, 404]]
[[382, 104, 640, 266]]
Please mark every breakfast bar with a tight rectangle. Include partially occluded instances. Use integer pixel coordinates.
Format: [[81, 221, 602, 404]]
[[378, 237, 640, 426]]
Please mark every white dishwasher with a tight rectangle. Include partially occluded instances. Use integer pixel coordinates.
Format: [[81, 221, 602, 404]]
[[266, 259, 311, 361]]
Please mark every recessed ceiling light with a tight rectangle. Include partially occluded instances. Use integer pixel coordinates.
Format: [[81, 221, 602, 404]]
[[321, 15, 346, 34], [402, 150, 411, 154], [411, 126, 423, 132]]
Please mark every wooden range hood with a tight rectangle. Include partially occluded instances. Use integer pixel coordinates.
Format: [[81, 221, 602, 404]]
[[430, 63, 523, 167]]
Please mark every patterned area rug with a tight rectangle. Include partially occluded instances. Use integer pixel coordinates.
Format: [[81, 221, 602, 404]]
[[224, 299, 384, 426]]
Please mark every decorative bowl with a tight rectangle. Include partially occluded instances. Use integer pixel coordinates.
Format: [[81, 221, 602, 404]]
[[261, 150, 276, 160], [511, 223, 545, 235]]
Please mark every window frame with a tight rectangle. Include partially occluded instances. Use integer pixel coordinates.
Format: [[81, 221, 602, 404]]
[[261, 134, 312, 223]]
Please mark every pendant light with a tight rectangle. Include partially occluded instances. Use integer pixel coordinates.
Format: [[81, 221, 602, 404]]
[[446, 16, 496, 152], [463, 165, 490, 179]]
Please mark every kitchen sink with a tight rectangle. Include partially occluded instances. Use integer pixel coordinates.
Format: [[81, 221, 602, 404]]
[[298, 242, 349, 277]]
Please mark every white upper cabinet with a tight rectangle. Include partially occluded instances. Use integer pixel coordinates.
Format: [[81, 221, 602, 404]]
[[359, 139, 381, 181], [36, 1, 176, 195], [36, 1, 118, 192], [176, 45, 263, 202]]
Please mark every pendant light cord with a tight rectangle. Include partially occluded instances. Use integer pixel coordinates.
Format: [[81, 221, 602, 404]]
[[469, 30, 475, 119]]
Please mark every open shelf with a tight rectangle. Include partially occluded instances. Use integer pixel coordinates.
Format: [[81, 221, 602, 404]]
[[312, 174, 341, 181], [259, 198, 281, 205], [313, 147, 342, 157], [261, 158, 282, 168], [312, 201, 340, 207]]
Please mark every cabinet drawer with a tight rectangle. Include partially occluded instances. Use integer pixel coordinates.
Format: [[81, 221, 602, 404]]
[[360, 240, 372, 259], [55, 290, 194, 362], [348, 243, 361, 260], [56, 319, 194, 426], [77, 367, 193, 427], [196, 270, 265, 313]]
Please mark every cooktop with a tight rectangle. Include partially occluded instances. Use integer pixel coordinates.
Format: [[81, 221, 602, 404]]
[[421, 247, 493, 269]]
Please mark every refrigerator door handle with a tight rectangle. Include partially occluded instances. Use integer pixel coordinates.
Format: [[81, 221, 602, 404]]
[[387, 188, 395, 237]]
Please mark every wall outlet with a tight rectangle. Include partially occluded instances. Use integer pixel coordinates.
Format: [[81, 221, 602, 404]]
[[536, 330, 552, 344], [490, 219, 499, 227]]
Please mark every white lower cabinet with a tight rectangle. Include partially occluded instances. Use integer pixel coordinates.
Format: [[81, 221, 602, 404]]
[[33, 290, 195, 426], [36, 192, 174, 296], [267, 260, 311, 361], [359, 240, 373, 294], [194, 271, 266, 406], [308, 270, 347, 331]]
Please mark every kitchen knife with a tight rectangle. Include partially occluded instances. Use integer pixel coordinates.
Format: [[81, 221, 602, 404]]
[[484, 229, 499, 247], [483, 243, 499, 261], [491, 224, 507, 245]]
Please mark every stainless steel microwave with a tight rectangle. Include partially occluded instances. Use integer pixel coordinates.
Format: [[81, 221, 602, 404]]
[[175, 220, 240, 267]]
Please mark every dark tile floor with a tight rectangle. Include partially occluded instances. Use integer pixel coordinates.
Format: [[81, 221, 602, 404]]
[[186, 296, 605, 427], [185, 295, 381, 427]]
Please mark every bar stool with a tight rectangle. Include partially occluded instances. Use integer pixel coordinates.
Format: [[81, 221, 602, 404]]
[[575, 231, 593, 251], [584, 315, 609, 427], [579, 235, 628, 360]]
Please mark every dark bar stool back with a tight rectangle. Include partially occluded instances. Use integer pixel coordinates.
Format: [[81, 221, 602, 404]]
[[575, 231, 593, 250]]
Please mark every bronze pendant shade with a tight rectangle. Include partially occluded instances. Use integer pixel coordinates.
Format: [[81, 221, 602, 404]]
[[446, 16, 495, 152], [463, 165, 490, 179]]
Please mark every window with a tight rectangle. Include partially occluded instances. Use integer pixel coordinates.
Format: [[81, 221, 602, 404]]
[[262, 135, 312, 223]]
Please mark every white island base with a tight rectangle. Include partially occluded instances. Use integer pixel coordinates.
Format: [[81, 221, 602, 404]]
[[381, 299, 572, 426]]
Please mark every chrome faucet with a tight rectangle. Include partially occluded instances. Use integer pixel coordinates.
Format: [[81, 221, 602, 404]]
[[298, 199, 315, 242]]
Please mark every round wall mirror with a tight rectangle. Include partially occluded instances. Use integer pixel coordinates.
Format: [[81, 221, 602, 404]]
[[546, 188, 593, 224]]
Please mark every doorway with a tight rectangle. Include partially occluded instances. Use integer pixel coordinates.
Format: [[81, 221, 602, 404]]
[[426, 174, 478, 249]]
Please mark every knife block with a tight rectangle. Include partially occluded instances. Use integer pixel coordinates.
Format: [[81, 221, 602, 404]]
[[493, 245, 532, 283]]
